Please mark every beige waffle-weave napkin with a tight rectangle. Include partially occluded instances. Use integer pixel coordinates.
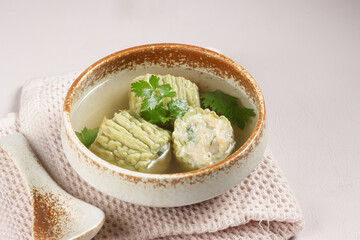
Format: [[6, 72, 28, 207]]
[[0, 73, 304, 239]]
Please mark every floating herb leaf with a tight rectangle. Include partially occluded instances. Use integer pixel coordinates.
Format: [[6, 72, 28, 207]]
[[201, 90, 255, 129]]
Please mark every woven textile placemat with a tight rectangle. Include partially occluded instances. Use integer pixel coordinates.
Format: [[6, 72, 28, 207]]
[[0, 73, 304, 239]]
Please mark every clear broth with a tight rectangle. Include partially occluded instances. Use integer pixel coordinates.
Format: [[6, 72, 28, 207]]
[[71, 69, 258, 173]]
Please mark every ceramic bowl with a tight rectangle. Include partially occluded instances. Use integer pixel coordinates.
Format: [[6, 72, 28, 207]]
[[61, 43, 267, 207]]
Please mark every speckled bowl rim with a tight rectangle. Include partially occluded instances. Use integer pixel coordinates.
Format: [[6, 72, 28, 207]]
[[63, 43, 265, 180]]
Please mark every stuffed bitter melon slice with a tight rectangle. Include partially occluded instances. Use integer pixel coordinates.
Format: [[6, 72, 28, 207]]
[[129, 74, 200, 114], [90, 110, 172, 173], [172, 107, 235, 171]]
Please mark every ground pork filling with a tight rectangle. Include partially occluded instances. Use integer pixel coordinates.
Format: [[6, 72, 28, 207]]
[[173, 108, 235, 170]]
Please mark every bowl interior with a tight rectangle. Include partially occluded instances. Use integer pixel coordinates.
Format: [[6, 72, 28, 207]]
[[68, 44, 261, 173]]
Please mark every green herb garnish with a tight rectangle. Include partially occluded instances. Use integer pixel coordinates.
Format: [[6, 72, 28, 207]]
[[210, 135, 216, 145], [131, 75, 188, 124], [186, 126, 195, 142], [201, 90, 255, 129], [156, 149, 164, 157], [75, 127, 99, 148]]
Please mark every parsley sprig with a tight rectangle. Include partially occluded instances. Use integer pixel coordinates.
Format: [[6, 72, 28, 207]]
[[201, 90, 255, 129], [75, 127, 99, 148], [131, 75, 188, 124]]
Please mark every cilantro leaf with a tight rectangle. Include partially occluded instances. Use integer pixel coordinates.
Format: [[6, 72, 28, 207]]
[[200, 90, 255, 130], [201, 90, 237, 111], [131, 80, 153, 98], [157, 84, 176, 98], [140, 104, 171, 124], [168, 99, 188, 119], [131, 75, 190, 125], [149, 75, 160, 89], [141, 93, 162, 110], [75, 127, 99, 148]]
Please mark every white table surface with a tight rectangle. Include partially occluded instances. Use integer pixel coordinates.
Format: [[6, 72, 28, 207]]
[[1, 0, 359, 239]]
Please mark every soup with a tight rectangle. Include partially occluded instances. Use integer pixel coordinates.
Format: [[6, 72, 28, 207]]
[[71, 69, 257, 173]]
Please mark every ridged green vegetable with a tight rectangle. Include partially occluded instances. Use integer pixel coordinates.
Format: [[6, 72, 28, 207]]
[[90, 110, 172, 173], [129, 74, 200, 114]]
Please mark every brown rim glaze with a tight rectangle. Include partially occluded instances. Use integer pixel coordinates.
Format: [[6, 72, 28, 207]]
[[63, 43, 265, 180]]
